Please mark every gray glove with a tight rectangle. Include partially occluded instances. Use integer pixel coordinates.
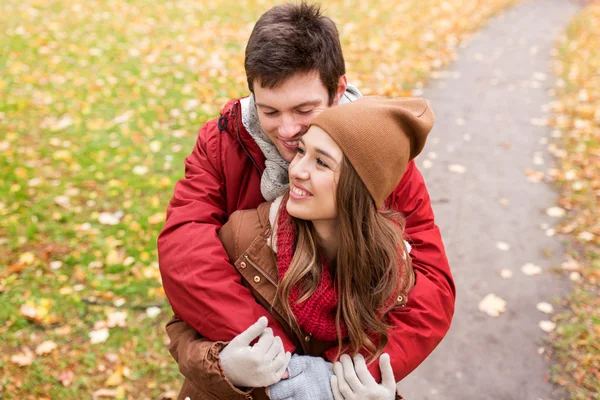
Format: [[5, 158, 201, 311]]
[[268, 354, 335, 400], [219, 317, 291, 388]]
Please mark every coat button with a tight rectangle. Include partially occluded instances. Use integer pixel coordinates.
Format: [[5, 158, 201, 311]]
[[304, 335, 311, 342], [240, 261, 247, 269], [254, 276, 261, 283], [397, 295, 404, 303]]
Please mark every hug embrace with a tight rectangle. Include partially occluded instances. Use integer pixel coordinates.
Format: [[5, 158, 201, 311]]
[[158, 3, 455, 400]]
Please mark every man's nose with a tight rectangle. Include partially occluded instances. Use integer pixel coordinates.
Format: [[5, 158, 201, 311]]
[[278, 114, 300, 139]]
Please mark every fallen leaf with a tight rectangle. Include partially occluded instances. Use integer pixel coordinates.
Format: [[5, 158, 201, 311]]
[[90, 328, 110, 344], [149, 140, 162, 152], [159, 390, 178, 400], [496, 241, 510, 251], [546, 206, 566, 218], [569, 271, 582, 282], [105, 368, 123, 386], [19, 252, 36, 265], [148, 213, 165, 225], [561, 258, 581, 271], [6, 262, 29, 275], [11, 347, 35, 366], [132, 165, 148, 175], [59, 370, 75, 387], [448, 164, 467, 174], [521, 263, 542, 276], [539, 320, 556, 332], [35, 340, 57, 355], [146, 306, 162, 319], [106, 249, 125, 266], [530, 117, 548, 126], [536, 302, 554, 314], [537, 347, 545, 355], [106, 311, 127, 328], [50, 261, 63, 270], [524, 169, 544, 183], [500, 269, 513, 279], [55, 325, 72, 336], [98, 211, 123, 225], [478, 293, 506, 317], [105, 353, 120, 364], [577, 231, 594, 242], [54, 195, 71, 209], [92, 388, 119, 399]]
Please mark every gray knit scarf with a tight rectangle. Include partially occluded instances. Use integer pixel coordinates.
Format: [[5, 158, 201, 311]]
[[240, 84, 362, 201]]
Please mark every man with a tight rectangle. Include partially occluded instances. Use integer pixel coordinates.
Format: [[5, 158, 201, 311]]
[[158, 1, 455, 396]]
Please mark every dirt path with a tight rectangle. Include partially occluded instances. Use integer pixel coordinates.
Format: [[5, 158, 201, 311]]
[[397, 1, 580, 399]]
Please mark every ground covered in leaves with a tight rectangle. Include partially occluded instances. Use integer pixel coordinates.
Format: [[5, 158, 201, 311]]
[[1, 0, 517, 398], [549, 1, 600, 398]]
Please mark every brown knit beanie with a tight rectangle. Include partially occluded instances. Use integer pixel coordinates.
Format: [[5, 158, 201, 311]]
[[310, 96, 434, 208]]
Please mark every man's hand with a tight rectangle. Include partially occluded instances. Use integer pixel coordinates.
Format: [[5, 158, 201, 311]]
[[268, 354, 335, 400], [331, 353, 396, 400], [219, 317, 291, 388]]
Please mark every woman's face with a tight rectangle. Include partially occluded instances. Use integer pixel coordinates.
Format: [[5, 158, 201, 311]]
[[286, 126, 343, 222]]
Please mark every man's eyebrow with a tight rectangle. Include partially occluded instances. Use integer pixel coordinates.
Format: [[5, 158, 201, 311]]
[[255, 99, 322, 110]]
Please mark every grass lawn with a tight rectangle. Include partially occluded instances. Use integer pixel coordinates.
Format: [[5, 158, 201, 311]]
[[1, 0, 517, 398], [549, 1, 600, 398]]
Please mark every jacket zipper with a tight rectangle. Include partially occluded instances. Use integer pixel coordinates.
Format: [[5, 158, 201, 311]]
[[232, 101, 263, 175], [244, 254, 277, 287]]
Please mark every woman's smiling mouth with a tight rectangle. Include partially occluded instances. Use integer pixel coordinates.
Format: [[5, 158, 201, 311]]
[[290, 184, 312, 198]]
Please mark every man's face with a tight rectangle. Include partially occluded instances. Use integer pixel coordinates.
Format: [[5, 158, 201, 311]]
[[253, 71, 346, 162]]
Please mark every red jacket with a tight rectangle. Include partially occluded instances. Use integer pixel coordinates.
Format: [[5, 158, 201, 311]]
[[158, 97, 455, 381]]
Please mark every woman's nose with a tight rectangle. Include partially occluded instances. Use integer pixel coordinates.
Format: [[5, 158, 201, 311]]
[[289, 157, 310, 180]]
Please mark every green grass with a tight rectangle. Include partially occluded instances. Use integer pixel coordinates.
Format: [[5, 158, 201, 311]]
[[549, 1, 600, 398], [0, 0, 518, 397]]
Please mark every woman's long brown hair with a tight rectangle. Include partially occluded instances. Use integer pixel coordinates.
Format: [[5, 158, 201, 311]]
[[276, 157, 413, 362]]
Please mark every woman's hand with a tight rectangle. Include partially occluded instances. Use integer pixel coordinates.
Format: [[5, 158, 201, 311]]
[[219, 317, 291, 388], [331, 353, 397, 400], [268, 355, 335, 400]]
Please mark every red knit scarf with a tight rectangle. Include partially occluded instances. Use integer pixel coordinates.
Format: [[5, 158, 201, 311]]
[[276, 199, 348, 341]]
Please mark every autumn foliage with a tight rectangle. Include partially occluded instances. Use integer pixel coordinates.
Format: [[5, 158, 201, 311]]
[[1, 0, 520, 398], [549, 1, 600, 398]]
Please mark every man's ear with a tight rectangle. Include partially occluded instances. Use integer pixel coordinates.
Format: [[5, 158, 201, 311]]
[[333, 75, 348, 105]]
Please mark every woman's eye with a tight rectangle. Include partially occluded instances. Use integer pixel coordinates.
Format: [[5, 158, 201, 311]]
[[263, 110, 278, 116], [296, 147, 306, 155], [316, 158, 329, 168]]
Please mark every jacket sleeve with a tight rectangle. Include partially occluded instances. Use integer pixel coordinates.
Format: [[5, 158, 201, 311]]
[[369, 160, 455, 382], [165, 315, 253, 399], [158, 122, 295, 352]]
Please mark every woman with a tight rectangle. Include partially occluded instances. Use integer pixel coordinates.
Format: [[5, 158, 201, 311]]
[[166, 96, 434, 400]]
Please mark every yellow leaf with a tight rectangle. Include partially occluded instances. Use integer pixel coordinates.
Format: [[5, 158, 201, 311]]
[[105, 368, 123, 386], [106, 250, 124, 266], [19, 252, 36, 265], [147, 213, 164, 225]]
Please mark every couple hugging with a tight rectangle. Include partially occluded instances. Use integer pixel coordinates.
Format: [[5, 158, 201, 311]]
[[158, 3, 455, 400]]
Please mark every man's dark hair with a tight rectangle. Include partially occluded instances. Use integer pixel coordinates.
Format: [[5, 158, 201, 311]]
[[245, 3, 346, 104]]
